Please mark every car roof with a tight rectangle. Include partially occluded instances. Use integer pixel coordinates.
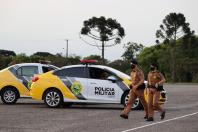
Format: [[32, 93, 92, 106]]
[[12, 63, 59, 69], [15, 63, 44, 66], [14, 63, 54, 67], [62, 64, 105, 68], [0, 63, 59, 71], [60, 64, 130, 79], [61, 65, 116, 71]]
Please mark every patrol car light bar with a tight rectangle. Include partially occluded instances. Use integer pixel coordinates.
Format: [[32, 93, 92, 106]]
[[80, 60, 98, 64]]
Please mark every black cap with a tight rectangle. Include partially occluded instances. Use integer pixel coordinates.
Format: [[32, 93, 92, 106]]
[[151, 63, 158, 69], [131, 59, 138, 65]]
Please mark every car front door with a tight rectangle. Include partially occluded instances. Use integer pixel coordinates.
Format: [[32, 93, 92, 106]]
[[87, 67, 122, 103]]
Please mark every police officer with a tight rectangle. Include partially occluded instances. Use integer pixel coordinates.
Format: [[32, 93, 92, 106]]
[[120, 59, 148, 119], [147, 63, 166, 121]]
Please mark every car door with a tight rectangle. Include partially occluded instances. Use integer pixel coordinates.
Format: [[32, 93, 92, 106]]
[[54, 66, 89, 100], [16, 66, 39, 89], [87, 67, 122, 103]]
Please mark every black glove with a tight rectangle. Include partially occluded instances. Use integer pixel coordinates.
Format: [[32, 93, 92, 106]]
[[129, 84, 132, 89]]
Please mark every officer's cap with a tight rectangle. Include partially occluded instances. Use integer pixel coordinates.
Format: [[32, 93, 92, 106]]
[[151, 63, 158, 68], [131, 59, 138, 65]]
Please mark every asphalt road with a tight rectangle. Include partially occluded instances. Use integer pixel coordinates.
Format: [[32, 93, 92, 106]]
[[0, 84, 198, 132]]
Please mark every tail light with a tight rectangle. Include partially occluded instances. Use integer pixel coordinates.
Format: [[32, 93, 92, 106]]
[[32, 76, 39, 82]]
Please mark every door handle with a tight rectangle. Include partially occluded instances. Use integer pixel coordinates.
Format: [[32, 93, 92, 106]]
[[90, 82, 97, 84]]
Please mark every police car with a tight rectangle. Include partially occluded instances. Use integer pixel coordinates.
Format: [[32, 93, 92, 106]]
[[30, 60, 166, 109], [0, 63, 58, 104]]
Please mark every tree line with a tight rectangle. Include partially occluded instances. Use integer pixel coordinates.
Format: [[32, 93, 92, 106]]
[[1, 35, 197, 83], [1, 12, 197, 82]]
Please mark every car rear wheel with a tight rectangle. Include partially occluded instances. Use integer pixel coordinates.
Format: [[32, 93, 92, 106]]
[[1, 88, 18, 104], [44, 89, 63, 108], [122, 91, 143, 110]]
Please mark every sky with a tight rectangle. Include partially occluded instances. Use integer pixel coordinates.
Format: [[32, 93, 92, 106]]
[[0, 0, 198, 61]]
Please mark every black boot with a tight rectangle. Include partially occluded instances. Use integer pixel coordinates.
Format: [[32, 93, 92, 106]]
[[144, 115, 148, 119], [120, 114, 128, 119], [161, 110, 166, 120], [146, 117, 154, 121]]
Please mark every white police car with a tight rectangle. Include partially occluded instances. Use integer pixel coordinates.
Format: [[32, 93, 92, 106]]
[[30, 60, 167, 109]]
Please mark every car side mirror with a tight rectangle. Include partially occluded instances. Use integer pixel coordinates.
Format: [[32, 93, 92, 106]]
[[107, 76, 117, 83]]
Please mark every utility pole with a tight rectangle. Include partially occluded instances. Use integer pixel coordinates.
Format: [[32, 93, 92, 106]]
[[65, 39, 69, 58]]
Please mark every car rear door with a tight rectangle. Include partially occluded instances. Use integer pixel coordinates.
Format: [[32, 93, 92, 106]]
[[54, 66, 89, 101]]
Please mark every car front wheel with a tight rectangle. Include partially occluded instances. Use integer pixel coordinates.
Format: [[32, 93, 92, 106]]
[[1, 88, 18, 104], [44, 89, 63, 108], [122, 91, 143, 110]]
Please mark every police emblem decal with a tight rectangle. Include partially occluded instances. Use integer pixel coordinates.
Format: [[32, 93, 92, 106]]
[[71, 81, 83, 95]]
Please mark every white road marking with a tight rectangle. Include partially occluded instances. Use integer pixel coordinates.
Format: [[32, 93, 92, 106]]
[[121, 111, 198, 132]]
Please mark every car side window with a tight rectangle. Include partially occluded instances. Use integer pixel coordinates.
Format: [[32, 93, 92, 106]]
[[53, 67, 87, 78], [17, 66, 39, 77], [89, 67, 117, 80], [42, 66, 55, 73]]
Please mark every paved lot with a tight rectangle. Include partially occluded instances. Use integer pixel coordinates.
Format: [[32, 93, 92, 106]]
[[0, 84, 198, 132]]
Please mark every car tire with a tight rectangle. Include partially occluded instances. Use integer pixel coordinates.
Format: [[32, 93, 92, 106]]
[[1, 88, 18, 104], [121, 91, 143, 110], [44, 89, 63, 108]]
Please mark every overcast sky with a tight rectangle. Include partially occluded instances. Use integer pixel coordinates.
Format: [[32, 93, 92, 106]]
[[0, 0, 198, 61]]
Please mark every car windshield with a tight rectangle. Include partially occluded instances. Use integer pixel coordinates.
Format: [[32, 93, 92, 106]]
[[0, 64, 18, 72], [102, 66, 130, 80]]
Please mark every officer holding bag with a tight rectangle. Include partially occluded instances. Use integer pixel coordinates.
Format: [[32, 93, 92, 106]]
[[147, 63, 166, 121]]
